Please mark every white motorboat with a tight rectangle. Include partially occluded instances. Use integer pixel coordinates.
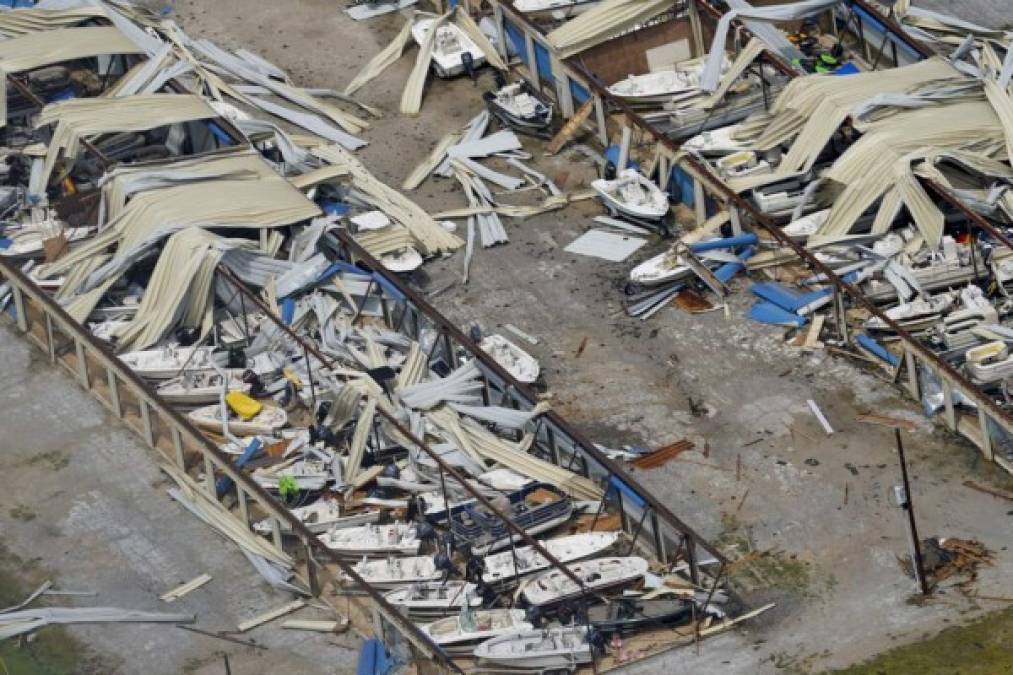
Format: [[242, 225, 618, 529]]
[[412, 17, 486, 78], [609, 70, 699, 105], [252, 458, 329, 492], [253, 500, 379, 535], [384, 581, 481, 620], [629, 245, 692, 287], [423, 607, 532, 655], [0, 226, 93, 258], [783, 209, 830, 240], [965, 341, 1013, 384], [716, 151, 770, 179], [482, 531, 620, 587], [865, 294, 955, 333], [345, 555, 441, 590], [155, 370, 251, 405], [319, 521, 421, 557], [683, 124, 749, 156], [479, 334, 540, 383], [521, 556, 648, 607], [119, 345, 227, 380], [474, 626, 592, 669], [484, 81, 552, 130], [592, 169, 669, 222], [514, 0, 599, 14], [188, 402, 288, 436]]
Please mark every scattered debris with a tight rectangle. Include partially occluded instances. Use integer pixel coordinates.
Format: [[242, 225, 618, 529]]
[[160, 574, 212, 603], [237, 599, 307, 633], [631, 440, 695, 469], [807, 399, 834, 436]]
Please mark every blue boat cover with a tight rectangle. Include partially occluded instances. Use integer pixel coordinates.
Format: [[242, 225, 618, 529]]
[[688, 233, 758, 253], [357, 638, 393, 675], [856, 333, 900, 366], [748, 301, 808, 327], [280, 297, 296, 325], [714, 246, 755, 284], [751, 282, 830, 313]]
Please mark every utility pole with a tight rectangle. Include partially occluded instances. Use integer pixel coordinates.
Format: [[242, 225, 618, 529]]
[[893, 429, 929, 595]]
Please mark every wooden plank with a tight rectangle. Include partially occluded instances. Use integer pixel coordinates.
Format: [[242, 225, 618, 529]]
[[237, 599, 306, 632], [160, 574, 212, 603], [803, 314, 825, 349], [545, 98, 594, 156], [856, 413, 916, 432]]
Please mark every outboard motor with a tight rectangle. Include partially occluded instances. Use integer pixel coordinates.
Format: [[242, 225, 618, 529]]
[[175, 326, 199, 346], [493, 70, 507, 90], [434, 551, 456, 579], [461, 52, 476, 84], [242, 369, 264, 396], [226, 346, 247, 369], [308, 423, 338, 447], [524, 605, 543, 627]]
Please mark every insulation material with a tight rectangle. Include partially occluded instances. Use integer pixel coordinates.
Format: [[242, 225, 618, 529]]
[[344, 16, 414, 96], [0, 7, 106, 38], [0, 26, 145, 124], [312, 143, 462, 254], [402, 129, 461, 190], [401, 10, 451, 116], [545, 0, 672, 59], [399, 361, 484, 410], [353, 225, 417, 258], [244, 95, 367, 150], [35, 94, 218, 190]]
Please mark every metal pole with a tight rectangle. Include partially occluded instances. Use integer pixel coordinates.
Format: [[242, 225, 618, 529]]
[[896, 429, 929, 595]]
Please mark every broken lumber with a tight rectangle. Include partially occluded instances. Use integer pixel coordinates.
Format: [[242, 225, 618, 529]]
[[546, 99, 593, 156], [160, 574, 212, 603], [237, 599, 305, 632], [631, 440, 695, 469]]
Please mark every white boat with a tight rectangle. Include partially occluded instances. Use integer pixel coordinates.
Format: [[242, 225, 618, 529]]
[[609, 70, 700, 105], [683, 125, 749, 156], [119, 345, 226, 380], [345, 555, 441, 590], [865, 294, 955, 333], [253, 500, 379, 535], [783, 209, 830, 240], [482, 532, 620, 587], [155, 370, 251, 405], [716, 151, 770, 179], [252, 458, 329, 492], [521, 556, 648, 607], [592, 169, 669, 222], [423, 608, 532, 655], [629, 245, 692, 287], [188, 402, 288, 436], [474, 626, 592, 669], [318, 521, 421, 557], [412, 17, 486, 78], [514, 0, 599, 14], [0, 226, 93, 258], [484, 81, 552, 130], [965, 341, 1013, 384], [384, 581, 481, 620], [479, 334, 540, 383]]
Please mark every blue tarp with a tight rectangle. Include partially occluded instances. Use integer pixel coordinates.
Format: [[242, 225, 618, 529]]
[[357, 638, 393, 675], [833, 62, 860, 76], [216, 437, 263, 497]]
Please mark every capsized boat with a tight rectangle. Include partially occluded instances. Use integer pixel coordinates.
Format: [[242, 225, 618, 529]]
[[592, 169, 669, 222], [521, 556, 648, 607], [629, 245, 692, 287], [450, 483, 571, 556], [188, 402, 288, 436], [422, 607, 532, 655], [119, 345, 226, 380], [155, 369, 252, 405], [473, 626, 592, 669], [345, 555, 442, 590], [587, 597, 694, 636], [412, 17, 486, 78], [482, 531, 619, 588], [319, 521, 421, 557], [384, 581, 481, 620], [479, 334, 540, 383], [253, 499, 380, 535], [484, 81, 552, 131]]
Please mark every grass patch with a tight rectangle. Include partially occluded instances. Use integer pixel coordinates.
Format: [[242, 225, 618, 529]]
[[828, 607, 1013, 674], [0, 543, 109, 675]]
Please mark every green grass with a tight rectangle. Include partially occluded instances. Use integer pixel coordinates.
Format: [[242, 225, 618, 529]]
[[0, 543, 108, 675], [829, 607, 1013, 674]]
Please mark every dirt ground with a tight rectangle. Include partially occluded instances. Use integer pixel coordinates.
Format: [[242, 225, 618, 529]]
[[3, 1, 1010, 673]]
